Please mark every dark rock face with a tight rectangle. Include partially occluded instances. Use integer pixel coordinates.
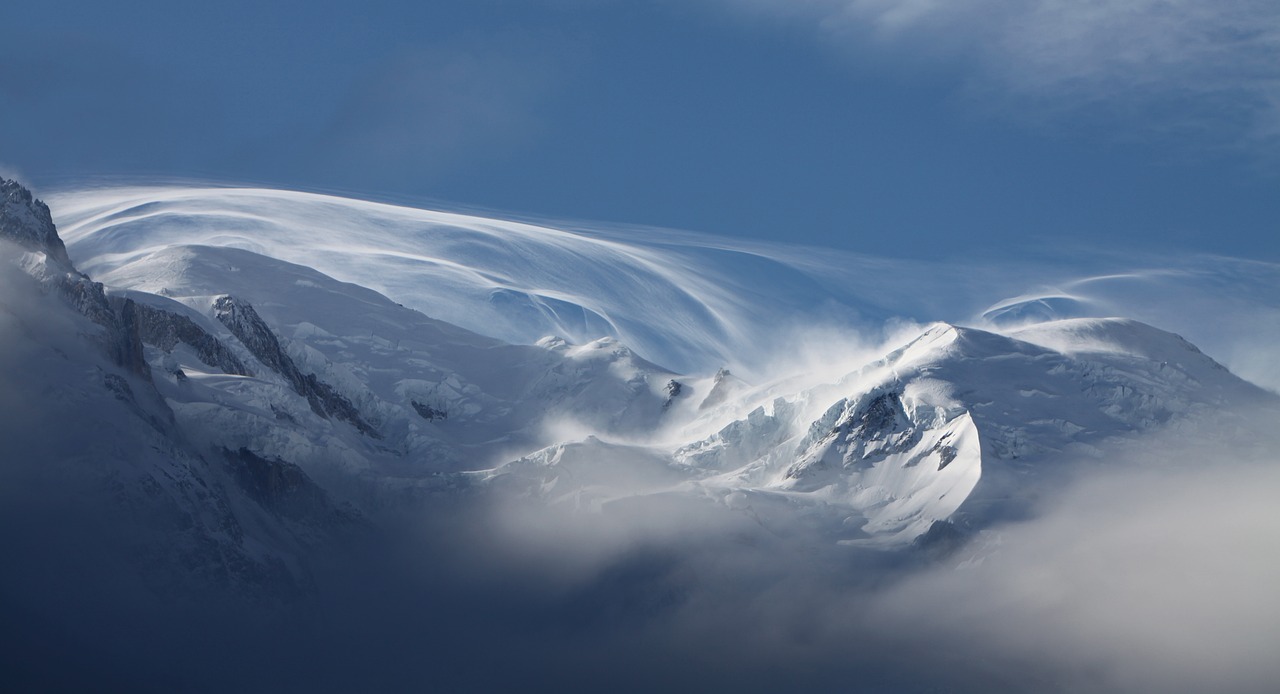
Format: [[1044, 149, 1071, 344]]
[[131, 300, 252, 376], [225, 448, 355, 528], [0, 177, 73, 268], [786, 389, 924, 482], [1, 178, 151, 380], [663, 379, 683, 410], [699, 368, 735, 411], [838, 391, 907, 442], [934, 443, 958, 470], [214, 295, 379, 438], [113, 298, 151, 379], [911, 519, 968, 559], [52, 277, 151, 379], [835, 390, 923, 470], [411, 400, 447, 421]]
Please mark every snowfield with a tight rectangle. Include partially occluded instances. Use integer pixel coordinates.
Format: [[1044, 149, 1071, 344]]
[[0, 180, 1261, 548], [48, 185, 1280, 390]]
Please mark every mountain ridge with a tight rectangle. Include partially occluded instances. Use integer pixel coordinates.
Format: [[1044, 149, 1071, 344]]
[[4, 175, 1276, 591]]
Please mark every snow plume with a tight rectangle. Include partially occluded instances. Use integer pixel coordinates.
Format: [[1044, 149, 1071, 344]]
[[974, 260, 1280, 394], [49, 184, 1280, 387], [46, 184, 906, 378]]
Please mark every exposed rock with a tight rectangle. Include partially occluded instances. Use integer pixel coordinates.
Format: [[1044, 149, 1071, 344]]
[[934, 442, 958, 470], [0, 177, 73, 268], [838, 390, 907, 441], [1, 178, 151, 380], [699, 368, 738, 411], [411, 400, 447, 421], [831, 389, 921, 468], [214, 295, 379, 437], [131, 300, 252, 376], [911, 520, 968, 559], [102, 369, 170, 432], [663, 379, 683, 410], [224, 448, 358, 529]]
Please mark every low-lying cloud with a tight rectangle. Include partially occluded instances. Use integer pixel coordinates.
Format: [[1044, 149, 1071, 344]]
[[5, 378, 1278, 692]]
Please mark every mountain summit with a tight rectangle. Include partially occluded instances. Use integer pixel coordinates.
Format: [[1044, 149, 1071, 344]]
[[0, 177, 73, 269]]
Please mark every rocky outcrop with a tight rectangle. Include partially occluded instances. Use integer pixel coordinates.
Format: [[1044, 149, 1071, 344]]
[[699, 368, 741, 411], [411, 400, 447, 421], [224, 448, 358, 529], [0, 177, 73, 268], [214, 295, 379, 437], [2, 178, 151, 380], [834, 390, 918, 461], [662, 379, 683, 410], [130, 300, 252, 376], [47, 276, 150, 379], [785, 388, 924, 481]]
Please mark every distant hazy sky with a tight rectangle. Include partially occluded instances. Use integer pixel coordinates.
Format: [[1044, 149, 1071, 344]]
[[4, 0, 1278, 260]]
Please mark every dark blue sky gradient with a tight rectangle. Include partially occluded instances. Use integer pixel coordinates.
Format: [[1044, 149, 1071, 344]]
[[3, 0, 1277, 260]]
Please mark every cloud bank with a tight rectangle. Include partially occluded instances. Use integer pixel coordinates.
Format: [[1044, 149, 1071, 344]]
[[7, 406, 1276, 692]]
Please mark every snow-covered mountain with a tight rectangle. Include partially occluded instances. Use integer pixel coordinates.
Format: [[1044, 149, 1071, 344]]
[[4, 177, 1276, 598], [47, 185, 1280, 394], [49, 185, 870, 377], [0, 179, 360, 600]]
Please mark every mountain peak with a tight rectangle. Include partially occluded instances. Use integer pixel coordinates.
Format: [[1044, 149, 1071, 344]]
[[0, 177, 74, 269]]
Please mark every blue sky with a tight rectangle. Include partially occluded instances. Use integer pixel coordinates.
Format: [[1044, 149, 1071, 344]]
[[4, 0, 1278, 260]]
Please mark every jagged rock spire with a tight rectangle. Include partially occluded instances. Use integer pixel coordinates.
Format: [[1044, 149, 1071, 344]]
[[0, 177, 74, 269]]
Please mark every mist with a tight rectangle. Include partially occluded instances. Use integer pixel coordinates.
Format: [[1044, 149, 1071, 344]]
[[5, 379, 1278, 692]]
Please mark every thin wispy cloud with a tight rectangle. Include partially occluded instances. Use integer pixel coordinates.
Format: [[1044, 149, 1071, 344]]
[[713, 0, 1280, 144]]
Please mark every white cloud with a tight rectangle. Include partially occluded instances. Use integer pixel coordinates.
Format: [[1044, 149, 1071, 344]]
[[710, 0, 1280, 142], [868, 427, 1280, 692]]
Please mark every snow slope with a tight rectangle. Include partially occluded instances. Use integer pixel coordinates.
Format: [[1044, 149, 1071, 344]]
[[8, 178, 1273, 556], [50, 186, 878, 377], [48, 185, 1280, 391], [488, 318, 1273, 544], [82, 242, 693, 493]]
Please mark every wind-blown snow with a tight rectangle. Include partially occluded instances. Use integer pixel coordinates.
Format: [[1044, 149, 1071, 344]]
[[49, 185, 1280, 391], [8, 179, 1280, 693], [50, 186, 877, 377]]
